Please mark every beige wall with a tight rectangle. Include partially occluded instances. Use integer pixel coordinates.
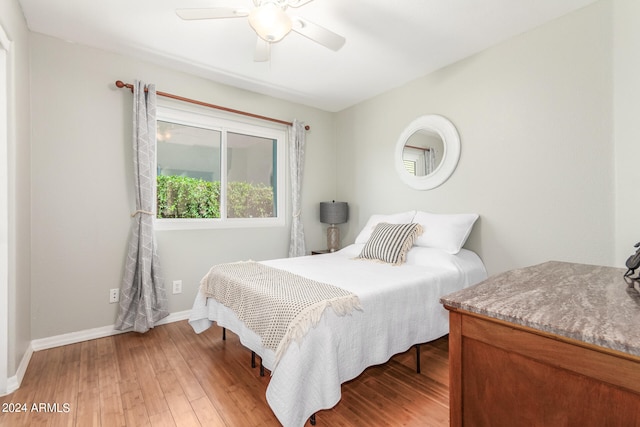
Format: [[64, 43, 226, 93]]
[[336, 0, 615, 275], [0, 0, 31, 382], [28, 34, 337, 339], [614, 0, 640, 262]]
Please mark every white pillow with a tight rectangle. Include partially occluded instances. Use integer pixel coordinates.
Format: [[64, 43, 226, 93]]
[[354, 211, 416, 244], [405, 246, 459, 270], [412, 211, 478, 254]]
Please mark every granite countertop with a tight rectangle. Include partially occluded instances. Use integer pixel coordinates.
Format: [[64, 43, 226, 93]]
[[440, 261, 640, 357]]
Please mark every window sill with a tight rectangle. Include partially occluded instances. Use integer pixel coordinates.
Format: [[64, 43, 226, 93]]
[[154, 217, 285, 231]]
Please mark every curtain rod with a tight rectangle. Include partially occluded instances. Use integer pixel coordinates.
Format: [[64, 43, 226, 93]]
[[115, 80, 310, 130], [405, 144, 431, 151]]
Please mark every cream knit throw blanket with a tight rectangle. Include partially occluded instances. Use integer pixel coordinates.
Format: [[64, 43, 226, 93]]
[[200, 261, 362, 366]]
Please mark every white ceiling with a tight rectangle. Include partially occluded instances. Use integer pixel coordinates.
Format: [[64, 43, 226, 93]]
[[18, 0, 597, 112]]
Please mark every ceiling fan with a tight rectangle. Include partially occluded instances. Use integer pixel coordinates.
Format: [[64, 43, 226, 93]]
[[176, 0, 346, 62]]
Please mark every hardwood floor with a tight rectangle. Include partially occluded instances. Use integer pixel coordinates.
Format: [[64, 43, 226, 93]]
[[0, 321, 450, 426]]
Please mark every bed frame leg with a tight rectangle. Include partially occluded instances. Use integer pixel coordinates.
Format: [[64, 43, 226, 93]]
[[251, 351, 265, 376], [415, 344, 421, 374], [222, 327, 226, 341], [310, 413, 316, 425]]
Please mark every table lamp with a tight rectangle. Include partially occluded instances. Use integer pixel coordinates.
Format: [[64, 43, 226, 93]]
[[320, 201, 349, 252]]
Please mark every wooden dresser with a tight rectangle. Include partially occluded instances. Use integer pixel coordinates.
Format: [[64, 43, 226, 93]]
[[440, 261, 640, 426]]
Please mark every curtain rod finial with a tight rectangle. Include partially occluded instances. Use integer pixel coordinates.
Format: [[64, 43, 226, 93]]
[[115, 80, 134, 92]]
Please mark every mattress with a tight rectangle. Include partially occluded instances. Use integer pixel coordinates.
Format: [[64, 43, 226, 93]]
[[189, 243, 487, 427]]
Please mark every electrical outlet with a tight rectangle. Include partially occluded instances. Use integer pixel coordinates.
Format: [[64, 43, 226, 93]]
[[109, 288, 120, 303], [173, 280, 182, 295]]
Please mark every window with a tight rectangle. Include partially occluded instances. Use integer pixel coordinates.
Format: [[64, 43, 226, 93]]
[[403, 159, 417, 176], [403, 147, 424, 176], [154, 105, 286, 230]]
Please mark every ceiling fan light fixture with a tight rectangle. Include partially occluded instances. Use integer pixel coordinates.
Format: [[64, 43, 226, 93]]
[[248, 3, 292, 42]]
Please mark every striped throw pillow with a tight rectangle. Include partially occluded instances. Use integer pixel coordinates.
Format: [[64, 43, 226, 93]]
[[358, 222, 423, 265]]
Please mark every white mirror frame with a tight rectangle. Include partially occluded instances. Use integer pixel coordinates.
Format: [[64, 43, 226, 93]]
[[394, 114, 460, 190]]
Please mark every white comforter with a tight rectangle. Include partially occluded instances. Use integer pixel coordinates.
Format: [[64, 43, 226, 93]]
[[189, 244, 487, 427]]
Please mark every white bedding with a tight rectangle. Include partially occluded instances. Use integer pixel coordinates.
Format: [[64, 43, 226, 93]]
[[189, 243, 487, 427]]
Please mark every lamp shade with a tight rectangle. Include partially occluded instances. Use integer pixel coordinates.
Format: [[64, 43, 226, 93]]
[[320, 201, 348, 225]]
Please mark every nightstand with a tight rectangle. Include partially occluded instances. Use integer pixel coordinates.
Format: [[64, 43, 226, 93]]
[[311, 249, 331, 255]]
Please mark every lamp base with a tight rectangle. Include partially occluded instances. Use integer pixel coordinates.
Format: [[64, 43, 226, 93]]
[[327, 225, 340, 252]]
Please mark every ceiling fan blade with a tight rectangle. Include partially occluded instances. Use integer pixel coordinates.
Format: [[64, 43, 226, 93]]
[[286, 0, 315, 8], [176, 8, 249, 20], [254, 38, 271, 62], [291, 16, 345, 51]]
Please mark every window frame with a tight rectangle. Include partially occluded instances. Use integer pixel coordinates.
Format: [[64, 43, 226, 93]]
[[154, 102, 287, 231], [402, 147, 425, 176]]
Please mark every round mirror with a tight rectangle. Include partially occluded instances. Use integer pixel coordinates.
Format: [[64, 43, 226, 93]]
[[394, 115, 460, 190]]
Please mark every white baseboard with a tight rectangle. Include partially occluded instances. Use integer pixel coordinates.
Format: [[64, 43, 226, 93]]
[[5, 342, 33, 395], [30, 309, 191, 351], [4, 310, 191, 395]]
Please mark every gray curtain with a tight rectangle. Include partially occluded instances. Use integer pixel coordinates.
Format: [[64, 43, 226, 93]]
[[288, 120, 307, 257], [115, 80, 169, 333], [425, 148, 437, 175]]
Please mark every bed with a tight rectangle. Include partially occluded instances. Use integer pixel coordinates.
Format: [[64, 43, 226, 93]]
[[188, 211, 487, 427]]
